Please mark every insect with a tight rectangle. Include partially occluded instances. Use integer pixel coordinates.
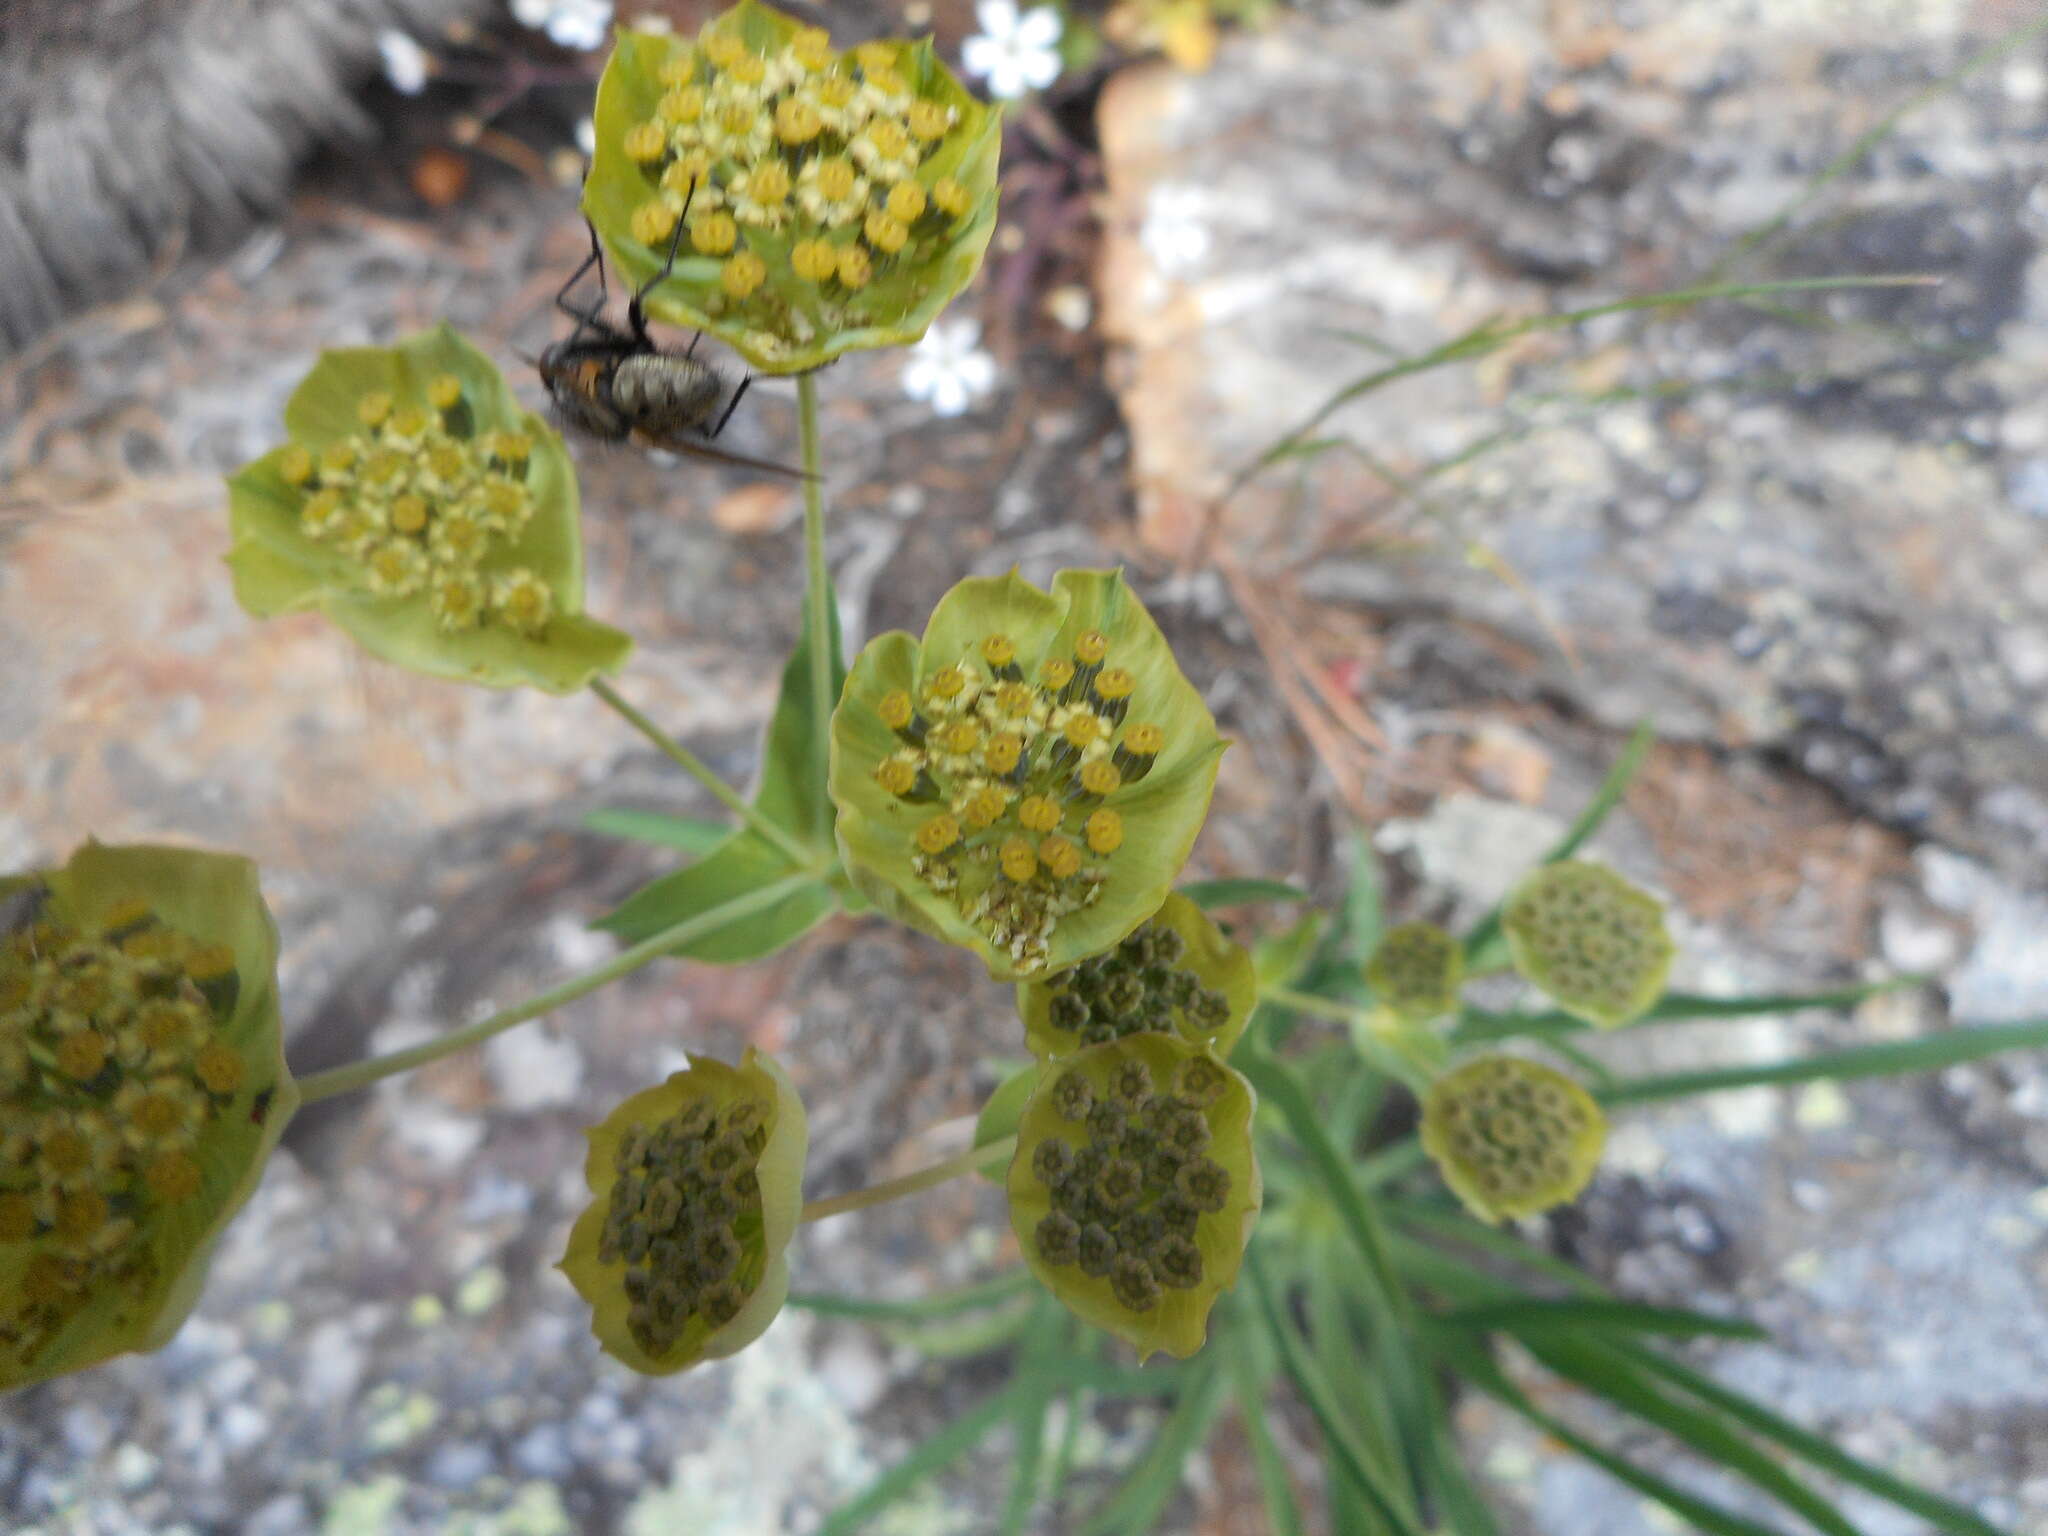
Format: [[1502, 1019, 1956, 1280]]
[[535, 206, 807, 480]]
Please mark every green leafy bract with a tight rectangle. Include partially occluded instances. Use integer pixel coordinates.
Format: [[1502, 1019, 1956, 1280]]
[[1420, 1055, 1607, 1224], [225, 324, 630, 693]]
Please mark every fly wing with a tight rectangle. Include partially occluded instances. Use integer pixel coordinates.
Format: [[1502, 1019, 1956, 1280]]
[[629, 429, 816, 482]]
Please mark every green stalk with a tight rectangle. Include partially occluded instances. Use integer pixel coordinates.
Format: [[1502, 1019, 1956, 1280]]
[[588, 676, 819, 871], [797, 371, 834, 825], [294, 873, 816, 1104], [800, 1135, 1014, 1224]]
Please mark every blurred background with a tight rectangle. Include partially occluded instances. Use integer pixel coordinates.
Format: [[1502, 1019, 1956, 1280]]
[[2, 0, 2047, 1530]]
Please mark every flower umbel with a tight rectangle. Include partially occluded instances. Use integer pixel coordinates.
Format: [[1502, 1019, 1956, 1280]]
[[1503, 861, 1675, 1029], [1020, 891, 1255, 1060], [225, 325, 631, 694], [559, 1050, 806, 1375], [1419, 1055, 1606, 1223], [831, 569, 1228, 979], [583, 3, 1003, 372], [0, 844, 296, 1391], [1008, 1032, 1258, 1358]]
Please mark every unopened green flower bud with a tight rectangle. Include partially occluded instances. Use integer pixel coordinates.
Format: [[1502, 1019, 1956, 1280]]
[[1364, 921, 1465, 1024]]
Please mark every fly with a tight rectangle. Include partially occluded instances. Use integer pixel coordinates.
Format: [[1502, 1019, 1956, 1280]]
[[534, 204, 808, 481]]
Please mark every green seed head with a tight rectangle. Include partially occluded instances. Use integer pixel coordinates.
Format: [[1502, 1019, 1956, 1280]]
[[1420, 1055, 1607, 1223], [1502, 862, 1675, 1029], [1364, 921, 1465, 1024]]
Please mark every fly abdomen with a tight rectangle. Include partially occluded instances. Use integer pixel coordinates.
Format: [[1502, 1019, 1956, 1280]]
[[612, 354, 724, 435]]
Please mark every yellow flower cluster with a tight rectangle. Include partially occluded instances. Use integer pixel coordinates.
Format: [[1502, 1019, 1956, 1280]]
[[279, 377, 553, 636], [0, 906, 248, 1355], [873, 630, 1164, 973], [622, 25, 977, 351]]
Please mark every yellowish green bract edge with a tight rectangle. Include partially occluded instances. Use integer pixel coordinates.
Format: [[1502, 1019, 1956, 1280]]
[[1015, 890, 1257, 1062], [1006, 1033, 1260, 1360], [224, 323, 632, 695], [2, 842, 299, 1391], [583, 7, 1003, 374], [558, 1047, 807, 1374], [828, 568, 1229, 982]]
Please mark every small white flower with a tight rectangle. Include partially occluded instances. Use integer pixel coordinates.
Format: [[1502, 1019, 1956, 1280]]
[[510, 0, 613, 52], [961, 0, 1063, 100], [902, 319, 997, 417], [1140, 184, 1212, 277], [574, 117, 597, 159], [378, 30, 430, 96]]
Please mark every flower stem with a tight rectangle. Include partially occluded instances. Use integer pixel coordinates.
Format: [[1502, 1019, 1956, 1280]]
[[1260, 985, 1442, 1093], [797, 371, 834, 824], [1261, 985, 1360, 1026], [799, 1135, 1015, 1225], [294, 873, 818, 1105], [588, 675, 820, 872]]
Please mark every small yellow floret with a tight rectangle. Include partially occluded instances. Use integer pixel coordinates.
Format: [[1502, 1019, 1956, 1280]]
[[931, 177, 971, 216], [776, 97, 823, 144], [1123, 723, 1165, 755], [55, 1191, 109, 1243], [981, 634, 1015, 666], [1075, 631, 1109, 664], [390, 494, 429, 535], [999, 837, 1039, 882], [703, 34, 747, 70], [625, 122, 670, 165], [876, 758, 918, 795], [1018, 796, 1062, 833], [791, 238, 838, 282], [917, 816, 961, 854], [320, 441, 357, 474], [657, 50, 698, 88], [1080, 760, 1122, 795], [357, 392, 393, 428], [907, 100, 953, 141], [55, 1031, 109, 1080], [983, 732, 1024, 774], [659, 85, 707, 125], [195, 1042, 245, 1096], [185, 943, 236, 982], [886, 180, 928, 222], [864, 210, 908, 254], [791, 27, 833, 68], [1085, 810, 1124, 854], [722, 251, 767, 297], [279, 445, 314, 486], [815, 157, 857, 201], [927, 665, 968, 700], [1095, 667, 1135, 701], [1062, 712, 1103, 749], [963, 787, 1009, 828], [855, 41, 896, 71], [933, 720, 981, 755], [878, 690, 914, 729], [1039, 835, 1082, 878], [145, 1150, 204, 1204], [690, 212, 738, 255], [632, 198, 681, 246], [836, 245, 871, 287], [428, 374, 463, 410], [1042, 657, 1075, 689]]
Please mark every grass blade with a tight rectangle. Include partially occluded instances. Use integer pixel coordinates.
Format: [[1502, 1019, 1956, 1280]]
[[1597, 1017, 2048, 1105], [1080, 1363, 1229, 1535], [1453, 977, 1929, 1046], [1614, 1342, 2011, 1536], [818, 1383, 1034, 1536], [1245, 1248, 1430, 1536], [1182, 877, 1313, 909], [1227, 1332, 1308, 1536], [1439, 1298, 1767, 1343]]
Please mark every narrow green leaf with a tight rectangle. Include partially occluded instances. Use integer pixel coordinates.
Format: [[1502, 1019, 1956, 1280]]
[[1181, 877, 1313, 910], [1245, 1248, 1430, 1536], [1434, 1329, 1791, 1536], [787, 1269, 1035, 1321], [1525, 1336, 1863, 1536], [817, 1383, 1033, 1536], [1598, 1017, 2048, 1105], [1439, 1298, 1767, 1342], [1463, 721, 1653, 964], [1614, 1343, 2012, 1536], [1453, 977, 1928, 1046], [973, 1061, 1040, 1180], [1080, 1363, 1229, 1536], [997, 1308, 1064, 1536], [582, 807, 731, 853], [1227, 1333, 1307, 1536]]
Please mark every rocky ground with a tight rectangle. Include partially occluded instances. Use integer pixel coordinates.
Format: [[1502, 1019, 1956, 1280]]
[[3, 0, 2047, 1531]]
